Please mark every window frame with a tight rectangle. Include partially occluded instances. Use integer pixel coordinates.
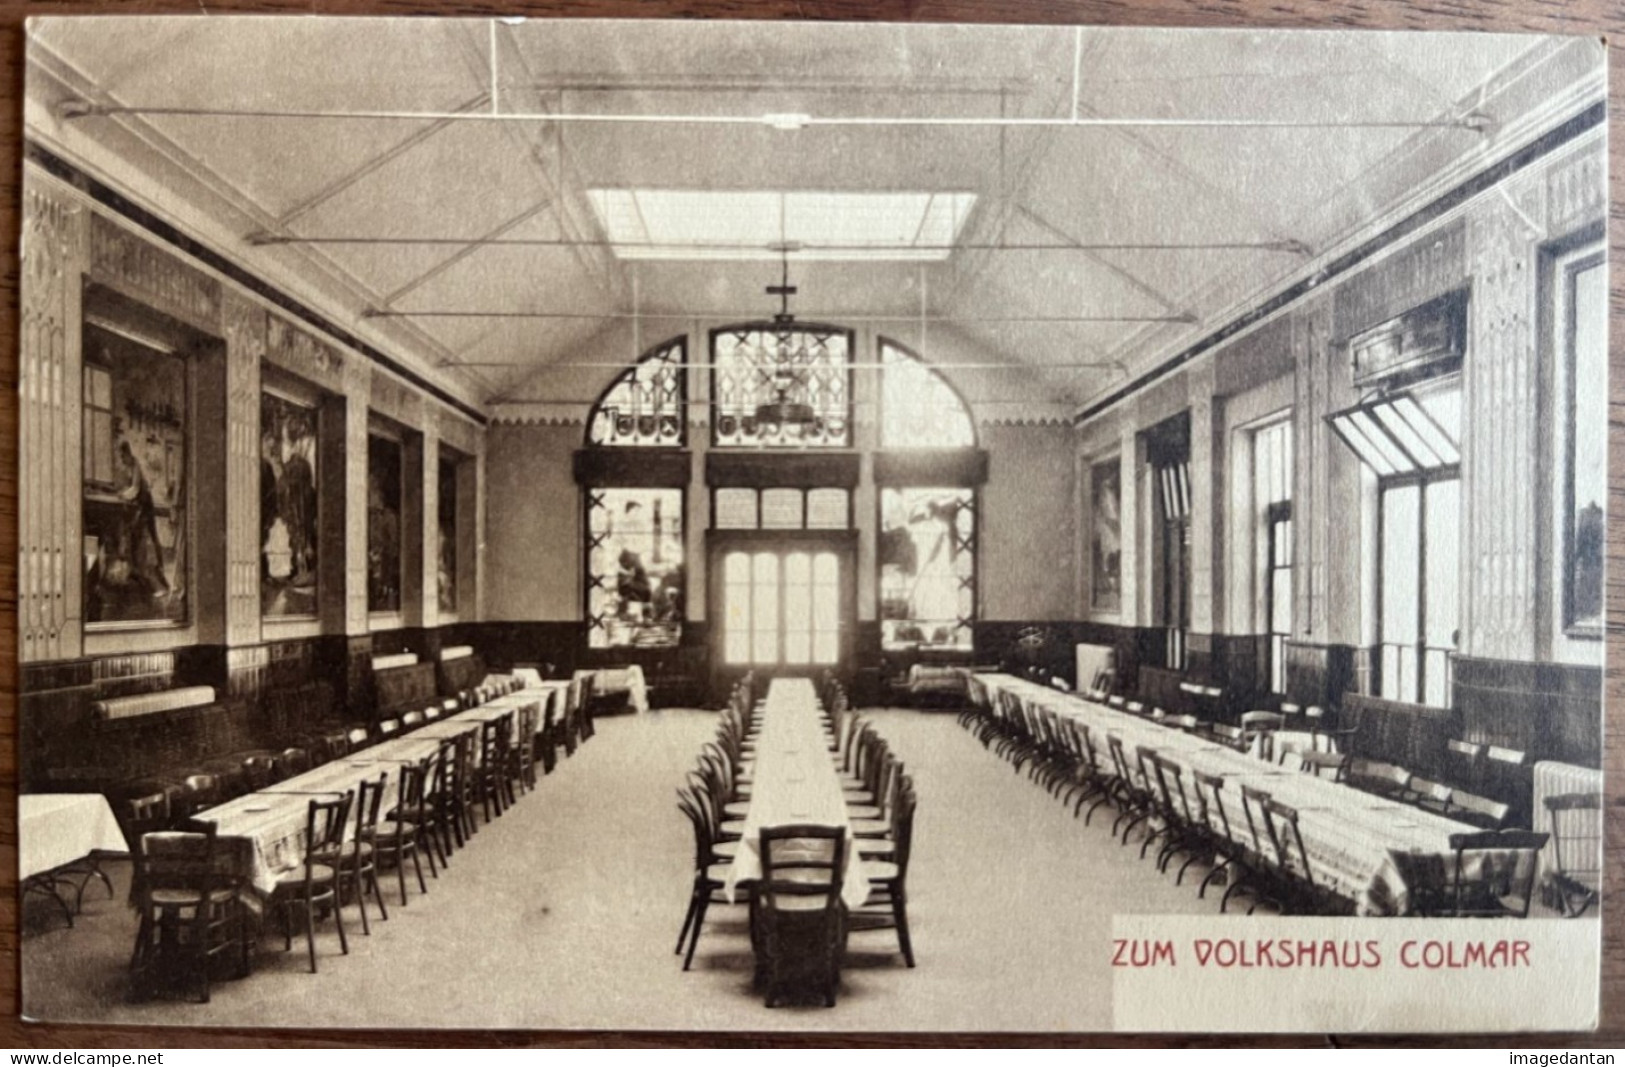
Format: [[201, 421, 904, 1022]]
[[709, 322, 855, 449], [1374, 465, 1460, 707], [876, 485, 978, 653], [878, 336, 978, 450], [582, 485, 687, 651]]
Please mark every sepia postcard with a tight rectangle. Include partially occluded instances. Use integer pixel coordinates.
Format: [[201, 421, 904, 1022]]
[[15, 17, 1607, 1033]]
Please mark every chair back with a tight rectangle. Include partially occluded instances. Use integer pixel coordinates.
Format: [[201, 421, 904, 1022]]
[[1261, 797, 1314, 885], [1238, 785, 1272, 856], [396, 759, 430, 823], [1191, 770, 1232, 843], [139, 818, 223, 899], [1447, 830, 1548, 918], [758, 824, 848, 916], [355, 772, 388, 840]]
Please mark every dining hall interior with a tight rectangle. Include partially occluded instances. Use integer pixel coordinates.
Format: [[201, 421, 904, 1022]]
[[15, 18, 1609, 1030]]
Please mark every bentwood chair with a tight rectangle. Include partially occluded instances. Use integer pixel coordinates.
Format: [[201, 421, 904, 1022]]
[[271, 793, 352, 973], [1227, 785, 1283, 914], [313, 772, 388, 936], [372, 759, 433, 905], [130, 819, 249, 1002], [754, 824, 849, 1007], [848, 781, 917, 967], [675, 785, 747, 971]]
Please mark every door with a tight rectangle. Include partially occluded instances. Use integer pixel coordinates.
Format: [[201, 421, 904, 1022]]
[[708, 532, 855, 690]]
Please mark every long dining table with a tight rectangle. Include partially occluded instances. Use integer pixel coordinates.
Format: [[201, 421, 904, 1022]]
[[971, 672, 1479, 915], [723, 677, 874, 910], [191, 678, 552, 898]]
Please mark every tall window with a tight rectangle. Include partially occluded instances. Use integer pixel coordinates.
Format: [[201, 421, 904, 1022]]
[[880, 339, 974, 448], [1330, 380, 1461, 706], [879, 487, 975, 650], [723, 549, 840, 667], [1146, 414, 1191, 670], [1253, 419, 1293, 693], [587, 337, 685, 447], [712, 325, 852, 448], [585, 488, 684, 648], [1557, 245, 1606, 635]]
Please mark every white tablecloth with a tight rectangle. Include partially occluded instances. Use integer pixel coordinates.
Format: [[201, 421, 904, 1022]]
[[576, 666, 650, 713], [724, 678, 873, 909], [20, 794, 130, 879], [194, 690, 547, 895], [975, 673, 1476, 915]]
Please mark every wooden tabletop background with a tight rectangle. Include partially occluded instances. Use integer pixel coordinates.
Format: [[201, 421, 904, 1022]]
[[0, 0, 1619, 1049]]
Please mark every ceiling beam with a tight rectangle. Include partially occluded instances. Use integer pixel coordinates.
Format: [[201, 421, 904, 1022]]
[[365, 309, 1196, 324], [246, 234, 1310, 254], [64, 101, 1493, 132]]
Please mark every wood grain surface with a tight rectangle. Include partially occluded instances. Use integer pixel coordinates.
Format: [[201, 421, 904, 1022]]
[[0, 0, 1620, 1049]]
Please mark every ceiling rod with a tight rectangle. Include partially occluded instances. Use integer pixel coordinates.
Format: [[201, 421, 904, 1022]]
[[444, 359, 1130, 370], [63, 101, 1491, 132], [364, 309, 1197, 324], [250, 234, 1310, 254]]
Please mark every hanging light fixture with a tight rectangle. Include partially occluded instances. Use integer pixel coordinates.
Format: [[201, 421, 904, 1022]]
[[752, 247, 819, 432]]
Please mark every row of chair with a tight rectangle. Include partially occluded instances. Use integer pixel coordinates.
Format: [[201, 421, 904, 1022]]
[[128, 680, 596, 1002], [676, 676, 918, 1006], [960, 681, 1553, 918]]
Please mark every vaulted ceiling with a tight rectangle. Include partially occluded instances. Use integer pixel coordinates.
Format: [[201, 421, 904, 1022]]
[[24, 18, 1592, 420]]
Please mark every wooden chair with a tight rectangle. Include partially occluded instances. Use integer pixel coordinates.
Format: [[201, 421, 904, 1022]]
[[372, 760, 433, 905], [271, 794, 352, 973], [674, 784, 743, 971], [1227, 786, 1282, 914], [1260, 797, 1344, 914], [1345, 758, 1413, 800], [510, 702, 539, 794], [848, 779, 917, 967], [129, 819, 249, 1002], [1446, 830, 1548, 918], [754, 824, 849, 1007], [1447, 789, 1511, 830], [1544, 793, 1602, 917], [1402, 776, 1453, 815], [313, 773, 389, 936]]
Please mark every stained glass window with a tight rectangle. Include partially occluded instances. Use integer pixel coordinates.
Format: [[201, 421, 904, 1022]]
[[881, 340, 975, 448], [712, 325, 851, 448], [587, 337, 686, 447], [879, 487, 975, 650], [586, 488, 684, 648]]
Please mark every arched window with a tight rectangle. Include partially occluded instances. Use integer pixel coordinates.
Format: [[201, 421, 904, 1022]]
[[880, 339, 975, 448], [712, 324, 852, 448], [586, 336, 686, 447]]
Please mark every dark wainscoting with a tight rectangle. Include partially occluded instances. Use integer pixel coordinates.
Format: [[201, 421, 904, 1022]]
[[1342, 693, 1461, 781], [1453, 655, 1602, 768], [1283, 641, 1361, 708], [971, 621, 1143, 689]]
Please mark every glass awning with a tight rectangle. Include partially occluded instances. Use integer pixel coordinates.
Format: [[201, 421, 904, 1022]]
[[1326, 390, 1460, 477]]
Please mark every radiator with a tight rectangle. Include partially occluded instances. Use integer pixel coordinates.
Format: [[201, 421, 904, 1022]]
[[1532, 759, 1603, 890]]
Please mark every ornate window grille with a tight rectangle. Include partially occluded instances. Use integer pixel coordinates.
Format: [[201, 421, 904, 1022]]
[[711, 324, 852, 448], [587, 337, 686, 447]]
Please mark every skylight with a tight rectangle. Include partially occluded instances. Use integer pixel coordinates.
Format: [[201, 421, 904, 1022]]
[[586, 189, 977, 262]]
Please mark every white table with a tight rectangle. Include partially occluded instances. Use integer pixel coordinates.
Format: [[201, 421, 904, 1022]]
[[724, 678, 873, 909], [20, 794, 129, 924], [576, 666, 650, 714], [974, 673, 1478, 915]]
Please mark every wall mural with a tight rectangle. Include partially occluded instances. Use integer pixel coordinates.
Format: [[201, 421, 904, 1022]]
[[1090, 459, 1122, 613], [438, 455, 457, 615], [82, 323, 189, 626], [260, 391, 319, 617], [367, 434, 403, 614]]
